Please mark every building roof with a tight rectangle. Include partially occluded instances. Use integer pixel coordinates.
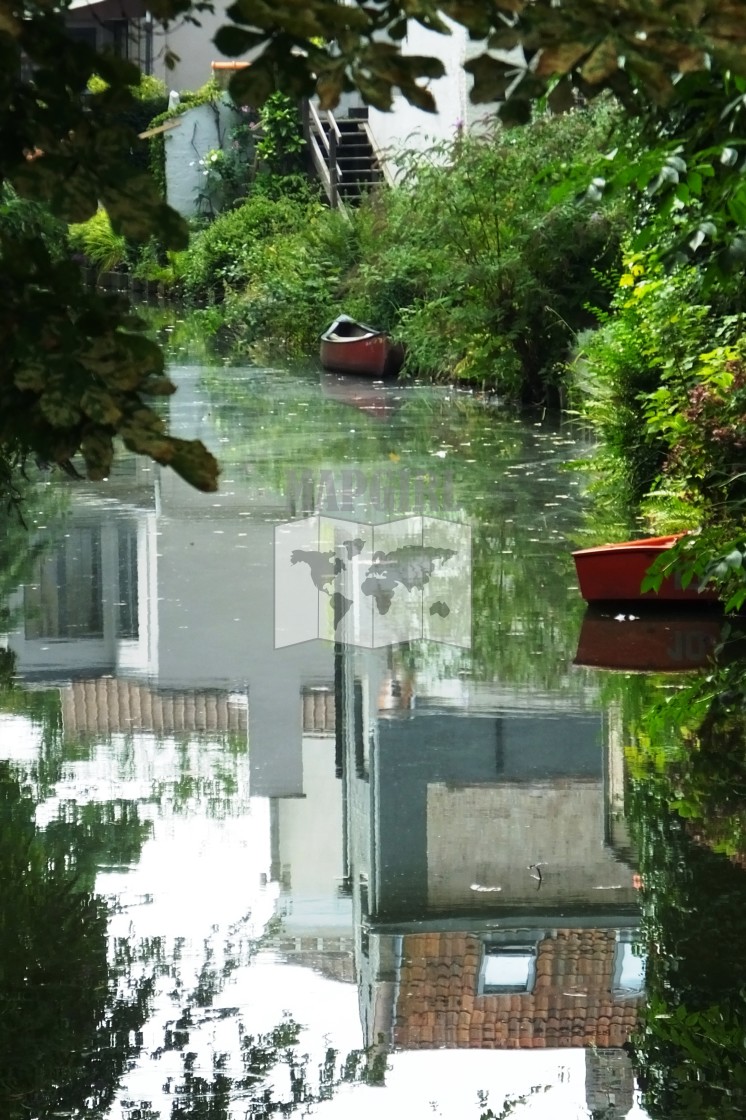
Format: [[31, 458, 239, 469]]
[[393, 930, 642, 1050], [61, 679, 247, 737], [302, 687, 335, 734]]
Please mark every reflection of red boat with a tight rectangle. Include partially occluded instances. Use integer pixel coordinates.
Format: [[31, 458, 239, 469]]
[[572, 533, 719, 604], [574, 610, 724, 672], [320, 315, 404, 378], [320, 371, 402, 421]]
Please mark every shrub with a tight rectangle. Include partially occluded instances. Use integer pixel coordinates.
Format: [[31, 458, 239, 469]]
[[0, 186, 68, 259], [178, 193, 323, 302], [573, 254, 737, 505], [219, 206, 356, 356], [68, 209, 128, 272], [341, 97, 632, 404]]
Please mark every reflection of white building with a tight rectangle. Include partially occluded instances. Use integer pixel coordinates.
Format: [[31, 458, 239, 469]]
[[4, 371, 339, 798], [7, 459, 159, 681], [269, 693, 354, 981], [333, 645, 643, 1107]]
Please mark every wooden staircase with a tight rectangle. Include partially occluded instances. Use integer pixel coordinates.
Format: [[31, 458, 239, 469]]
[[303, 103, 386, 209]]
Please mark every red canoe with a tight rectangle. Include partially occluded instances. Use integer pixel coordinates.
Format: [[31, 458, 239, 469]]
[[320, 315, 404, 378], [572, 533, 719, 604]]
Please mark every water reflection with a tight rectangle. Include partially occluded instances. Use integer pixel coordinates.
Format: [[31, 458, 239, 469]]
[[0, 363, 652, 1118]]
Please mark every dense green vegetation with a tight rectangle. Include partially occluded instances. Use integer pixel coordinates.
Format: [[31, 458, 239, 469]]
[[120, 96, 630, 407], [4, 0, 746, 490], [600, 629, 746, 1119]]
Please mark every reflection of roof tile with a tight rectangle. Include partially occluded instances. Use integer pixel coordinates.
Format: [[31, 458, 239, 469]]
[[394, 930, 642, 1051], [302, 688, 335, 734], [61, 680, 247, 737], [275, 940, 356, 984]]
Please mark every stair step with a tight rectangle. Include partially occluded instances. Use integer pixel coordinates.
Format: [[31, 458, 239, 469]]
[[307, 107, 384, 208]]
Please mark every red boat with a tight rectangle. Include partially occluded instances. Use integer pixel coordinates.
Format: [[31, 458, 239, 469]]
[[572, 533, 719, 604], [574, 610, 724, 672], [320, 315, 404, 378]]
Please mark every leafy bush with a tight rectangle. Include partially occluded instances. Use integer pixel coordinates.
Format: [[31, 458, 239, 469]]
[[255, 93, 305, 177], [0, 185, 68, 259], [646, 339, 746, 509], [218, 205, 357, 355], [573, 253, 739, 505], [341, 97, 632, 404], [178, 191, 329, 302], [68, 209, 128, 272]]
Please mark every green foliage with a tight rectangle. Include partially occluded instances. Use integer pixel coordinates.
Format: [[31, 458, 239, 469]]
[[0, 233, 218, 490], [88, 72, 167, 101], [174, 188, 354, 357], [626, 740, 746, 1119], [344, 100, 630, 404], [179, 192, 321, 301], [0, 184, 68, 259], [0, 13, 219, 488], [68, 207, 128, 272], [0, 761, 152, 1118], [571, 254, 720, 505], [645, 339, 746, 512], [255, 92, 305, 176]]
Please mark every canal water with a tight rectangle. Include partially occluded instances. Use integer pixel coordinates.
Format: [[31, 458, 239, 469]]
[[2, 357, 744, 1119]]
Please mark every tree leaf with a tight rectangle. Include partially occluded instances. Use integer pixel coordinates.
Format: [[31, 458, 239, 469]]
[[80, 388, 123, 427], [464, 53, 520, 103], [535, 41, 590, 79], [580, 37, 620, 85], [212, 25, 264, 57]]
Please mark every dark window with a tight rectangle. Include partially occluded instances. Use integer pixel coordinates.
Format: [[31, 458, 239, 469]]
[[117, 523, 139, 639], [25, 527, 103, 639]]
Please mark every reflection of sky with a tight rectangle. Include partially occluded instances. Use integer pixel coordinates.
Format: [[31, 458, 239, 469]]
[[0, 714, 651, 1118], [314, 1052, 648, 1120], [0, 714, 47, 761]]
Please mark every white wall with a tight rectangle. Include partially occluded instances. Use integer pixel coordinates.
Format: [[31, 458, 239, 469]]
[[366, 21, 510, 180], [164, 99, 241, 218], [150, 4, 235, 93]]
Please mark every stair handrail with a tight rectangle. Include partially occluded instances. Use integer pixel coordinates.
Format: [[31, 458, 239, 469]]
[[302, 100, 344, 209], [359, 119, 395, 187]]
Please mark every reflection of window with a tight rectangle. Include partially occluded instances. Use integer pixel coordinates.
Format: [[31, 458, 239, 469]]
[[613, 930, 645, 995], [25, 527, 103, 639], [479, 933, 541, 994], [353, 678, 364, 776], [117, 524, 139, 639], [24, 521, 139, 641]]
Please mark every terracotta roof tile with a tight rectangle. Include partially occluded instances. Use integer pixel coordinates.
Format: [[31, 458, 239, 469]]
[[302, 688, 335, 733], [393, 929, 643, 1051], [61, 680, 248, 737]]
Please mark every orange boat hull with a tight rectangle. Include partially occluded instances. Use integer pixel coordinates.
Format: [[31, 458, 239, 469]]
[[572, 534, 719, 604], [575, 610, 724, 672]]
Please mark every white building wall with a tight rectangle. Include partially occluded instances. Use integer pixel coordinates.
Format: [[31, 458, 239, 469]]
[[150, 6, 233, 93], [368, 20, 470, 180], [366, 21, 511, 179], [163, 100, 242, 218]]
